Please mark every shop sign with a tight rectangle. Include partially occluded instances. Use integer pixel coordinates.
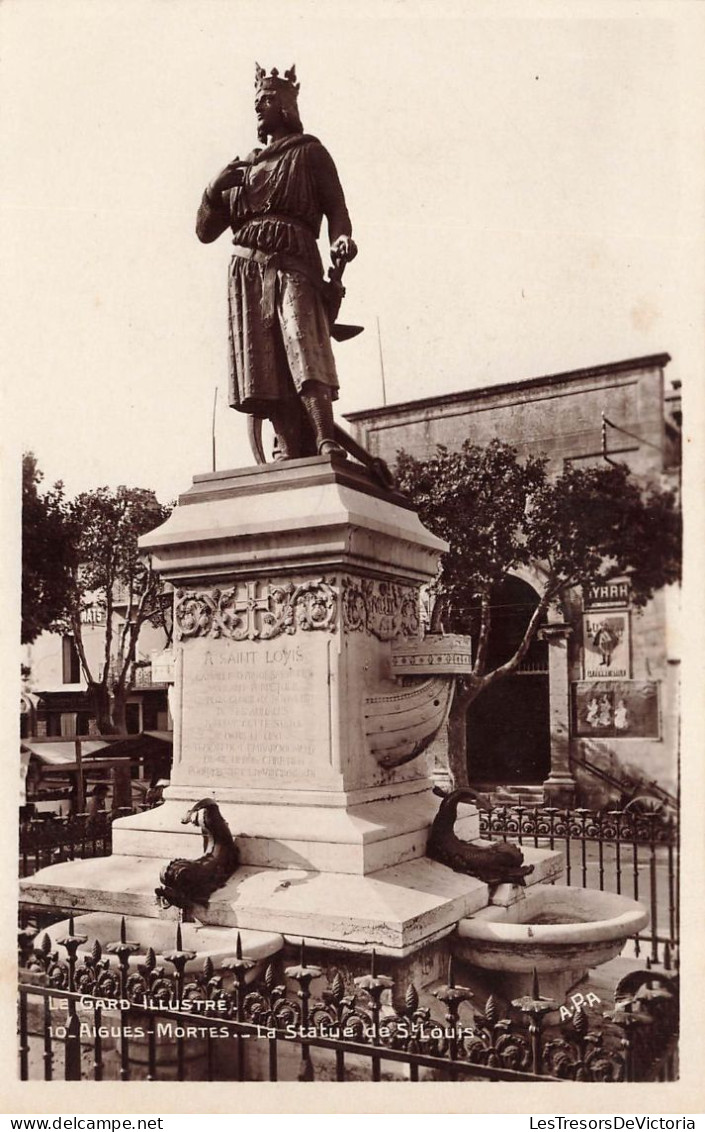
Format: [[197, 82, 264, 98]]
[[573, 680, 660, 739], [584, 580, 630, 607], [80, 605, 105, 625], [582, 611, 630, 679]]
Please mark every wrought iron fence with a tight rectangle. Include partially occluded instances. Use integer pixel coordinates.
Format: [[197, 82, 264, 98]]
[[19, 810, 137, 878], [18, 922, 678, 1084], [478, 805, 679, 967]]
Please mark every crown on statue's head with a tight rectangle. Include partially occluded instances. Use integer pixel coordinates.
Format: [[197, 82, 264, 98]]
[[254, 63, 300, 95]]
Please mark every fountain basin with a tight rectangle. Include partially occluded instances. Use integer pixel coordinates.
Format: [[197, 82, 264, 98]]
[[46, 912, 284, 978], [455, 885, 649, 1000]]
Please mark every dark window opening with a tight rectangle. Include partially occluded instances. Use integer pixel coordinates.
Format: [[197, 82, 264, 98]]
[[62, 636, 81, 684], [141, 696, 166, 731], [125, 703, 141, 734], [76, 711, 92, 736]]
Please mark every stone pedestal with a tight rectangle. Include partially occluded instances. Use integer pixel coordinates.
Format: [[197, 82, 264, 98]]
[[21, 456, 562, 958], [118, 455, 474, 874]]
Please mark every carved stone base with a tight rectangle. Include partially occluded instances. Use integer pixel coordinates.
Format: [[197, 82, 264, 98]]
[[21, 843, 563, 955]]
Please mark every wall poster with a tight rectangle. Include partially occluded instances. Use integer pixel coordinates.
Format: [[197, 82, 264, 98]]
[[582, 610, 630, 679], [573, 680, 660, 739]]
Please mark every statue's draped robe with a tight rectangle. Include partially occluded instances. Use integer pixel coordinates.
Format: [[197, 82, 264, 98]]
[[196, 133, 352, 416]]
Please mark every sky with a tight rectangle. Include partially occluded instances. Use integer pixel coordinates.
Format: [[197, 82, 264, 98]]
[[1, 0, 704, 505]]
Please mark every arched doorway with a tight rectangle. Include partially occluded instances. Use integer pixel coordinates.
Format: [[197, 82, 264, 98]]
[[466, 575, 550, 786]]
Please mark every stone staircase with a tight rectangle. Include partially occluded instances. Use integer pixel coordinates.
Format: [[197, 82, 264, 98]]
[[478, 784, 546, 808]]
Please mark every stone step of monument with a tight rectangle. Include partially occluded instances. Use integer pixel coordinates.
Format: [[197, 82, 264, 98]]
[[20, 843, 564, 955], [110, 792, 482, 876]]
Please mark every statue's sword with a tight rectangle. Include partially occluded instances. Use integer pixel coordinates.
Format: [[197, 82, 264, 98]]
[[324, 256, 364, 343]]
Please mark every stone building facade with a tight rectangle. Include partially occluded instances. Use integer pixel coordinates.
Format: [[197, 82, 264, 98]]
[[345, 354, 681, 808], [21, 591, 172, 739]]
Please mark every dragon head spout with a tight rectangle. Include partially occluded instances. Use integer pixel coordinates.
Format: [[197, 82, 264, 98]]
[[181, 798, 218, 827]]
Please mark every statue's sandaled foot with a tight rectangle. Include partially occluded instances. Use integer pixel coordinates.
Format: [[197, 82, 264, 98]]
[[318, 439, 347, 458]]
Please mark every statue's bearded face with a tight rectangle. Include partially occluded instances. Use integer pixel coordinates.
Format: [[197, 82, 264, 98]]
[[255, 89, 283, 137]]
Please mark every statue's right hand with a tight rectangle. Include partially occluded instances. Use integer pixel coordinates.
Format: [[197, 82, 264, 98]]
[[209, 158, 247, 195]]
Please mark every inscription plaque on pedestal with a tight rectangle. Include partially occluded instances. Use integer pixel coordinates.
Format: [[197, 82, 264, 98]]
[[175, 636, 336, 790]]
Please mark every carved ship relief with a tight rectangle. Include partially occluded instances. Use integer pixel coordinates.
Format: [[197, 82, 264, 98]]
[[364, 634, 473, 768]]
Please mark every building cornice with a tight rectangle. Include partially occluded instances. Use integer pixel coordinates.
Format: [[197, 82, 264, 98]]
[[344, 353, 672, 424]]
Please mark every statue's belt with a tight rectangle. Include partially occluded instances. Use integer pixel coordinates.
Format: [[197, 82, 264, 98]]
[[230, 243, 324, 329]]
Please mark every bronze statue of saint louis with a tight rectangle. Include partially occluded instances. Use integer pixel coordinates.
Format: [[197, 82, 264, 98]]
[[197, 63, 390, 483]]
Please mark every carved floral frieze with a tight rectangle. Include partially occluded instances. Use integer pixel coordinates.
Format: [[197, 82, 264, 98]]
[[175, 576, 421, 643], [341, 577, 420, 641], [175, 579, 338, 641]]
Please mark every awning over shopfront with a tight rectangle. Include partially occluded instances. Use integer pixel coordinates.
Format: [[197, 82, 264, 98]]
[[21, 733, 172, 766], [103, 731, 173, 758], [20, 739, 113, 804], [20, 739, 112, 767], [20, 732, 173, 807]]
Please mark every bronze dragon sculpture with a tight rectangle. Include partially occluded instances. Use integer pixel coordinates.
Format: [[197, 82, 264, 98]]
[[155, 799, 239, 913], [427, 788, 534, 887]]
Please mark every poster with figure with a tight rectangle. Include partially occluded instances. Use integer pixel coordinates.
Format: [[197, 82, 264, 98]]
[[582, 611, 630, 679], [573, 680, 660, 739]]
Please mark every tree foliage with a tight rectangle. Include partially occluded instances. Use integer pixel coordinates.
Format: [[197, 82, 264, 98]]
[[38, 485, 173, 733], [21, 453, 75, 644], [395, 439, 681, 785]]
